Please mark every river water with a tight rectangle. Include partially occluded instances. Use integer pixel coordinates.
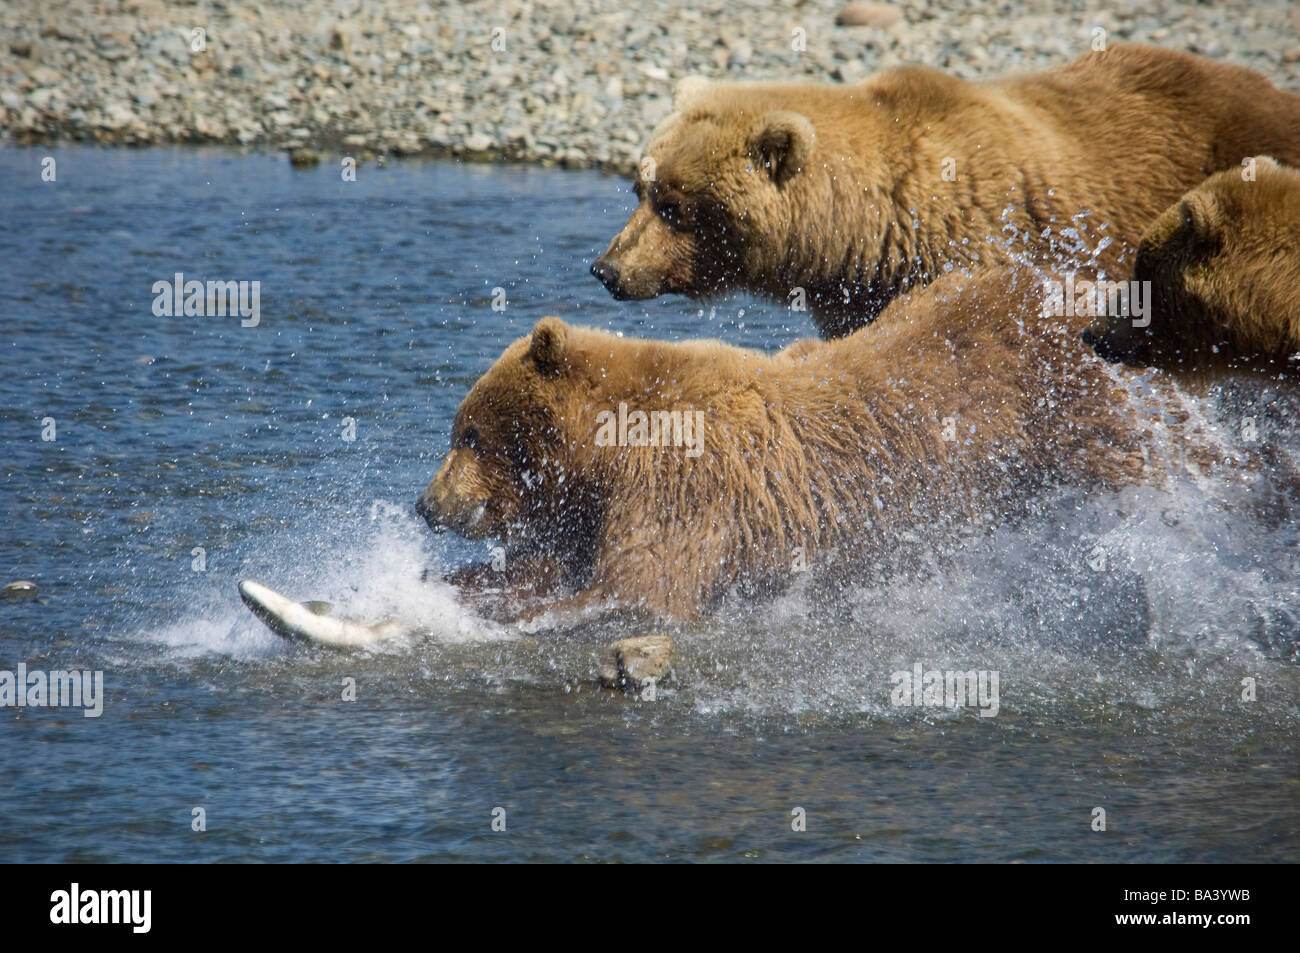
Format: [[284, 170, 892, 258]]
[[1, 146, 1296, 862]]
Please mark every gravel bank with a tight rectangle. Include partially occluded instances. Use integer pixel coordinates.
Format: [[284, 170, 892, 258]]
[[2, 0, 1298, 173]]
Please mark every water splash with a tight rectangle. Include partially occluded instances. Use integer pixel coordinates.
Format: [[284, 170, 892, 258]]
[[127, 500, 508, 661]]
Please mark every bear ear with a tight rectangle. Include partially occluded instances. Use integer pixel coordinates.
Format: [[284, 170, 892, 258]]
[[673, 76, 711, 111], [752, 112, 815, 187], [1252, 155, 1281, 173], [1179, 191, 1221, 246], [528, 316, 569, 377]]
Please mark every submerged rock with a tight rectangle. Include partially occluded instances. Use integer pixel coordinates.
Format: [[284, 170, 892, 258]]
[[600, 634, 673, 691], [288, 147, 321, 168]]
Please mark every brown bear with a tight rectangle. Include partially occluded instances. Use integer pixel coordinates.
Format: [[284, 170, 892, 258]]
[[1086, 157, 1300, 369], [591, 45, 1300, 338], [417, 267, 1233, 624]]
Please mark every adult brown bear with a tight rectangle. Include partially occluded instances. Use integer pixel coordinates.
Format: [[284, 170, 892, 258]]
[[591, 45, 1300, 338], [417, 267, 1237, 624]]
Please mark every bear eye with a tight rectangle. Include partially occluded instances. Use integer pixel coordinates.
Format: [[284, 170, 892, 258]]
[[657, 198, 683, 225], [460, 426, 480, 450]]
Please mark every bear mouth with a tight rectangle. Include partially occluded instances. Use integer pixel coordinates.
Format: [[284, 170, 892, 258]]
[[445, 502, 490, 537], [415, 496, 490, 537], [607, 281, 659, 301], [609, 286, 651, 301]]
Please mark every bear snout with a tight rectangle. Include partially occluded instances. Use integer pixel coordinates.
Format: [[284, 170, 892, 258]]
[[414, 493, 445, 533], [590, 258, 622, 295], [416, 455, 459, 533], [590, 252, 669, 300], [417, 452, 495, 538], [592, 206, 680, 300]]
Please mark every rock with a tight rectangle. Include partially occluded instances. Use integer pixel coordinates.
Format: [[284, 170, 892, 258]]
[[600, 634, 674, 691], [39, 25, 78, 42], [835, 3, 903, 29], [288, 147, 321, 168], [728, 40, 754, 68], [1, 580, 38, 600], [330, 25, 352, 55], [104, 103, 137, 128], [503, 125, 533, 150], [29, 66, 62, 87]]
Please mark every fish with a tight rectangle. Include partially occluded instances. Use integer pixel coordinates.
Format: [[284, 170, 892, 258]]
[[238, 580, 403, 648]]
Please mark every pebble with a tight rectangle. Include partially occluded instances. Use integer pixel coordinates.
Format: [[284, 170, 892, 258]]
[[835, 3, 903, 29], [0, 0, 1293, 175]]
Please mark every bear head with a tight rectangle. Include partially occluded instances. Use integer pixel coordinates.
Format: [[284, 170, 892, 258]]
[[1088, 156, 1300, 364], [416, 317, 603, 553], [590, 76, 819, 305]]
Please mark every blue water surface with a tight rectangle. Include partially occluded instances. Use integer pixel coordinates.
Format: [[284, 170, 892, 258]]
[[0, 146, 1296, 863]]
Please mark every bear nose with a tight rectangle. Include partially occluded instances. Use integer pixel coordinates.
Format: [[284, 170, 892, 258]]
[[591, 258, 620, 292], [414, 495, 445, 533]]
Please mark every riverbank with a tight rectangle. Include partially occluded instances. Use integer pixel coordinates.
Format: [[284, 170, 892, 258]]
[[2, 0, 1298, 173]]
